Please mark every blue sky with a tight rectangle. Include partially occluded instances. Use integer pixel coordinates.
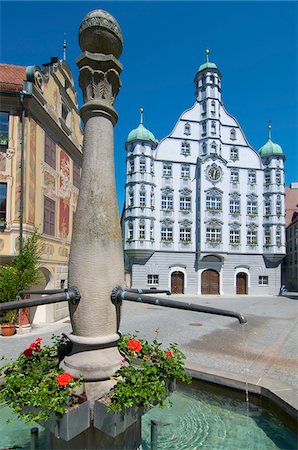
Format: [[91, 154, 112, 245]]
[[1, 1, 297, 210]]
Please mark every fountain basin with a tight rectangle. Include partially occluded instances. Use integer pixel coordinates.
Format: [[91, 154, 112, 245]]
[[1, 374, 296, 449]]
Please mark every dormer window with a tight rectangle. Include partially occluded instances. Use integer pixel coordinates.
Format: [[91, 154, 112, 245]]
[[184, 123, 191, 135], [230, 128, 236, 140], [181, 141, 190, 156]]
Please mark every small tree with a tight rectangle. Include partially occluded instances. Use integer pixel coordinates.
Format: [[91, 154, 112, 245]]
[[0, 231, 42, 303]]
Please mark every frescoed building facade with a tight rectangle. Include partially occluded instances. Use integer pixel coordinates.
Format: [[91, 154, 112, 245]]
[[0, 58, 83, 322], [283, 183, 298, 290], [122, 53, 286, 296]]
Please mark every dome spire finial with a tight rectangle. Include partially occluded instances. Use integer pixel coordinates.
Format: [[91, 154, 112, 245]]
[[140, 107, 144, 125], [205, 49, 210, 63], [268, 120, 272, 140]]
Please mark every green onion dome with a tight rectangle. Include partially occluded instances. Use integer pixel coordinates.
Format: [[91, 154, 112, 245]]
[[126, 108, 158, 145], [259, 123, 284, 158]]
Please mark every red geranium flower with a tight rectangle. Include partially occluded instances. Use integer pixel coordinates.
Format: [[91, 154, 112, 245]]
[[127, 339, 142, 353], [29, 337, 42, 352], [57, 372, 73, 387], [166, 351, 173, 358], [23, 347, 33, 358]]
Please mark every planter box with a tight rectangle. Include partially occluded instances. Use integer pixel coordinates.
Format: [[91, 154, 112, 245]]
[[94, 400, 143, 438], [42, 400, 90, 441]]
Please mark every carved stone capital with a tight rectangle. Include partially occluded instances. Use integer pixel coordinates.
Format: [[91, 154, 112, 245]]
[[77, 52, 122, 123]]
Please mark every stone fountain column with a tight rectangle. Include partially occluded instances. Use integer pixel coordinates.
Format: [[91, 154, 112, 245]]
[[61, 10, 124, 401]]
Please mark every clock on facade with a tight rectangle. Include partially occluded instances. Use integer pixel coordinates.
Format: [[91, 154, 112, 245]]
[[208, 166, 221, 181]]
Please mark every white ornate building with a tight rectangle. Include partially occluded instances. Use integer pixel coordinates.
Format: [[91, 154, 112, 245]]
[[122, 52, 286, 295]]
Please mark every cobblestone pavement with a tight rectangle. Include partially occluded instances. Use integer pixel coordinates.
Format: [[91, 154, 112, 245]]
[[1, 293, 297, 410]]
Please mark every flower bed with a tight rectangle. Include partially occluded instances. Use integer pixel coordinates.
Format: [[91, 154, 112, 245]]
[[104, 333, 191, 413], [0, 334, 83, 424]]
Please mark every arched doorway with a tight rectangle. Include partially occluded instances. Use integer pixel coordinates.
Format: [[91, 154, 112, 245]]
[[201, 269, 219, 295], [236, 272, 247, 294], [171, 271, 184, 294]]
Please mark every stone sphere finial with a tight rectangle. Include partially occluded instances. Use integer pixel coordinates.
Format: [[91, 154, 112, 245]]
[[79, 9, 123, 58]]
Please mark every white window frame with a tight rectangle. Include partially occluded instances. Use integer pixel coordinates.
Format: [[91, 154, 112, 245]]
[[231, 170, 239, 183], [181, 166, 190, 179], [181, 141, 190, 156], [247, 230, 257, 245], [184, 123, 191, 135], [128, 191, 134, 208], [180, 227, 191, 242], [230, 229, 240, 244], [128, 223, 133, 240], [139, 223, 145, 240], [129, 158, 134, 173], [264, 228, 271, 245], [147, 274, 159, 285], [206, 227, 222, 243], [206, 195, 222, 211], [163, 164, 172, 177], [230, 199, 240, 214], [247, 200, 257, 215], [161, 195, 173, 210], [265, 200, 271, 216], [201, 142, 207, 156], [161, 226, 173, 241], [139, 158, 146, 173], [230, 129, 236, 140], [180, 196, 191, 211], [248, 170, 256, 184], [139, 191, 146, 208], [230, 147, 239, 160], [259, 275, 268, 286]]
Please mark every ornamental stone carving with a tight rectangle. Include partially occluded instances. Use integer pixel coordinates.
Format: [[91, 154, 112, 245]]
[[79, 65, 121, 106], [79, 10, 123, 57]]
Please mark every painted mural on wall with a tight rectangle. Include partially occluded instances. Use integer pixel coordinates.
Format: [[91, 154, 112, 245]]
[[28, 118, 36, 224], [59, 150, 70, 239]]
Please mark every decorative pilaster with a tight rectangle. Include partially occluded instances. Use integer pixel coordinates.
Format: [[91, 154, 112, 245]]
[[61, 10, 124, 400]]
